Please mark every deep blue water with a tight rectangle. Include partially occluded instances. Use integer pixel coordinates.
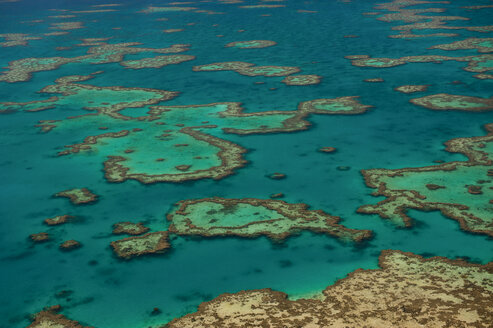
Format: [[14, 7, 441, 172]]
[[0, 0, 492, 327]]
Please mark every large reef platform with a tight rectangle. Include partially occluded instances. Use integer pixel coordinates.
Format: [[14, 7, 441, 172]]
[[166, 250, 493, 327], [358, 123, 493, 237], [5, 75, 372, 184], [167, 197, 372, 242], [29, 251, 492, 327]]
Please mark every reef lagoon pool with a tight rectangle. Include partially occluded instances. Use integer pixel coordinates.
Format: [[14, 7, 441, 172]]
[[0, 0, 492, 327]]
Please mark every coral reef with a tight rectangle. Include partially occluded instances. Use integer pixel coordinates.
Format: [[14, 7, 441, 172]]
[[110, 232, 170, 259], [54, 188, 98, 205], [166, 250, 493, 328], [167, 197, 372, 242], [358, 123, 493, 236]]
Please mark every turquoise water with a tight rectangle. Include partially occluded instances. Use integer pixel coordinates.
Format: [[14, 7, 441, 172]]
[[0, 0, 492, 327]]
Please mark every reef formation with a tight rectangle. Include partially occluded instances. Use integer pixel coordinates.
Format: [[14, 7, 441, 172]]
[[358, 123, 493, 237], [27, 305, 89, 328], [166, 250, 493, 327], [394, 85, 429, 94], [193, 62, 301, 77], [225, 40, 276, 49], [4, 76, 371, 184], [112, 222, 150, 235], [0, 42, 190, 83], [54, 188, 98, 205], [110, 231, 170, 259], [281, 75, 322, 86], [167, 197, 372, 242], [410, 94, 493, 112]]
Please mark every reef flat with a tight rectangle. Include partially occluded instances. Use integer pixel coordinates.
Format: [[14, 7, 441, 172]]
[[0, 42, 190, 83], [410, 94, 493, 112], [359, 124, 493, 237], [27, 306, 89, 328], [167, 197, 372, 242], [110, 231, 170, 259], [348, 54, 493, 78], [15, 81, 371, 184], [225, 40, 277, 49], [112, 222, 150, 235], [281, 75, 322, 86], [2, 0, 493, 326], [27, 252, 493, 327], [193, 62, 301, 77], [54, 188, 98, 205], [166, 250, 493, 327]]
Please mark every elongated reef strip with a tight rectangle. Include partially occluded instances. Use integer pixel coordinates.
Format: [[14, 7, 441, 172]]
[[167, 197, 372, 242]]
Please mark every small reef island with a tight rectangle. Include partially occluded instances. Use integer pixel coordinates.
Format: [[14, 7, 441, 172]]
[[1, 0, 492, 327]]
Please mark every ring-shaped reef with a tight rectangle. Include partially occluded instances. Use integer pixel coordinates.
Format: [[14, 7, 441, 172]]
[[410, 94, 493, 112], [166, 197, 372, 242], [358, 123, 493, 237], [7, 75, 372, 184]]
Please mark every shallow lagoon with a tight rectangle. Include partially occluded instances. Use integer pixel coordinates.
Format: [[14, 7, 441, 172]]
[[0, 0, 492, 327]]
